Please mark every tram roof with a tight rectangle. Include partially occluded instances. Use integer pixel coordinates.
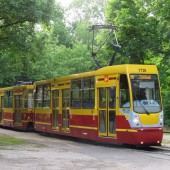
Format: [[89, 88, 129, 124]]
[[13, 85, 34, 90], [34, 64, 158, 85], [0, 85, 34, 93], [0, 86, 13, 92]]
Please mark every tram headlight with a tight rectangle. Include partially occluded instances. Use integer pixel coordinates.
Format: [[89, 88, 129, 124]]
[[133, 118, 140, 126]]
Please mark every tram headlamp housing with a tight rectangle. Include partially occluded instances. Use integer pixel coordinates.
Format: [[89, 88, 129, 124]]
[[159, 112, 164, 126], [131, 113, 141, 127], [121, 110, 142, 128]]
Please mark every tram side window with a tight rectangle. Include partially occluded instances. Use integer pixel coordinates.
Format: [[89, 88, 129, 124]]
[[120, 74, 130, 108], [43, 84, 51, 108], [62, 89, 70, 108], [15, 95, 22, 108], [82, 77, 95, 108], [23, 90, 34, 108], [52, 90, 59, 108], [36, 86, 43, 108], [71, 79, 82, 108], [109, 87, 116, 108], [35, 84, 51, 108], [28, 90, 34, 108], [23, 94, 27, 108], [4, 91, 13, 108]]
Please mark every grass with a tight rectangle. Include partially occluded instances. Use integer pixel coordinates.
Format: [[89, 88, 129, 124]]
[[0, 134, 27, 146]]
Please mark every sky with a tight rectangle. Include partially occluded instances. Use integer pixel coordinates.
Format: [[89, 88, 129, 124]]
[[57, 0, 73, 6]]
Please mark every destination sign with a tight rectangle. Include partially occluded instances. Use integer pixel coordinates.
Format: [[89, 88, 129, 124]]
[[130, 74, 157, 80]]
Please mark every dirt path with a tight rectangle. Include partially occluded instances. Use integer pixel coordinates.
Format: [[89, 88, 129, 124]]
[[0, 128, 170, 170], [0, 129, 124, 170]]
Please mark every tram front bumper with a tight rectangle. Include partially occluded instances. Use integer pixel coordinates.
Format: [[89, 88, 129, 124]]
[[117, 128, 163, 145]]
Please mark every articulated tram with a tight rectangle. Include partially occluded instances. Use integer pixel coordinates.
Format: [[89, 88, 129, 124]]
[[0, 64, 164, 145]]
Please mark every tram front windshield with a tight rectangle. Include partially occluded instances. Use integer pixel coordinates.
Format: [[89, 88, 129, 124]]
[[130, 74, 161, 113]]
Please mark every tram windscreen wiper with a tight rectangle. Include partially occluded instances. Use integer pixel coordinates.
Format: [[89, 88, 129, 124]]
[[138, 100, 150, 115]]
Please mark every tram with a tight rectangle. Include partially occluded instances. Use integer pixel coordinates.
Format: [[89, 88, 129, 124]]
[[34, 64, 164, 145], [0, 85, 34, 130]]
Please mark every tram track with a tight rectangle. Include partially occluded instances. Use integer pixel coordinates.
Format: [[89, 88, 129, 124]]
[[131, 145, 170, 160]]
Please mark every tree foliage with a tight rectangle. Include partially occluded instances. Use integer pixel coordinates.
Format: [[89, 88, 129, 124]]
[[0, 0, 70, 86], [106, 0, 161, 64], [106, 0, 170, 126], [0, 0, 56, 49], [0, 0, 170, 127]]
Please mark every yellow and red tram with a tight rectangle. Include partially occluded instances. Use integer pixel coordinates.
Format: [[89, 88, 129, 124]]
[[33, 64, 163, 146], [0, 85, 34, 130]]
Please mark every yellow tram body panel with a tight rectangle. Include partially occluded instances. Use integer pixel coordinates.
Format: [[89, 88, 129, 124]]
[[138, 113, 159, 125]]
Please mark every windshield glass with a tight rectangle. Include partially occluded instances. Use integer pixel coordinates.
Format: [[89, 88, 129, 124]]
[[130, 74, 161, 113]]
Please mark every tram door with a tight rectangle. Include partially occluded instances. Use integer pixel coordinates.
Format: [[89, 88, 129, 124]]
[[14, 95, 22, 125], [52, 89, 59, 129], [98, 87, 116, 137], [62, 89, 70, 132]]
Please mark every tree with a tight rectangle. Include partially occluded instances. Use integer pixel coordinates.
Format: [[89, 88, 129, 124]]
[[146, 0, 170, 127], [0, 0, 70, 86], [65, 0, 109, 44], [66, 0, 108, 24], [0, 0, 57, 49], [106, 0, 161, 64], [106, 0, 170, 127]]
